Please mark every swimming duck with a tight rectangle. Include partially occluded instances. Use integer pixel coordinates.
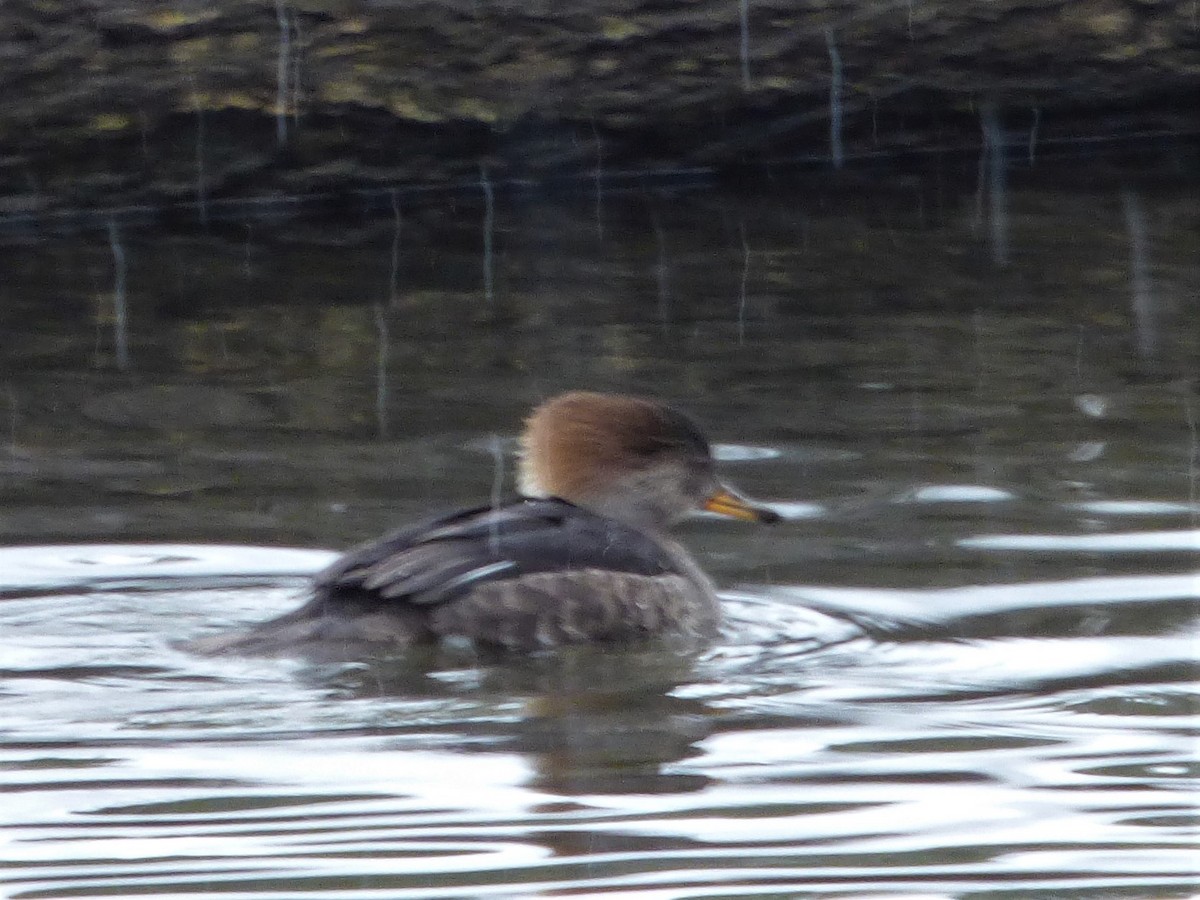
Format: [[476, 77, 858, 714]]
[[190, 391, 778, 655]]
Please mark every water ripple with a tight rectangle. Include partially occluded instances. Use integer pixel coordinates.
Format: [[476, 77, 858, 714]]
[[2, 544, 1197, 899]]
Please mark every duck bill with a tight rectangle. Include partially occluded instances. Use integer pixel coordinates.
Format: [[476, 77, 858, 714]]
[[703, 487, 781, 524]]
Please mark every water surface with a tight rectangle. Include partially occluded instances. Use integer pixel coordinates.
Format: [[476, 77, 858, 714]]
[[2, 157, 1198, 898]]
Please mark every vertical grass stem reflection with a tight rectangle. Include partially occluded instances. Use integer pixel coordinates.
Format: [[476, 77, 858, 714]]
[[489, 434, 505, 555], [274, 0, 291, 147], [389, 189, 402, 307], [5, 385, 16, 457], [481, 166, 495, 306], [1028, 107, 1041, 165], [1185, 389, 1198, 525], [650, 207, 671, 333], [739, 0, 752, 90], [1120, 188, 1157, 364], [979, 103, 1009, 267], [189, 75, 208, 229], [374, 304, 389, 440], [107, 219, 129, 372], [738, 222, 750, 344], [825, 27, 844, 169], [290, 13, 303, 129], [592, 119, 605, 241]]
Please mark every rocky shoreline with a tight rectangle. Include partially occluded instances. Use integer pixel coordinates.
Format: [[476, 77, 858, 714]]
[[1, 1, 1196, 220]]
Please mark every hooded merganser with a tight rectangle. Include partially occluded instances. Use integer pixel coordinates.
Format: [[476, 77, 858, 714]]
[[189, 391, 778, 655]]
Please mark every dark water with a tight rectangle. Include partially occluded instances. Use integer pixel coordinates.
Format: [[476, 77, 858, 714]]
[[2, 156, 1198, 898]]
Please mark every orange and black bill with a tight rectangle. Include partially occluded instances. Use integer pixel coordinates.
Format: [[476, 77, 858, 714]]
[[703, 486, 781, 524]]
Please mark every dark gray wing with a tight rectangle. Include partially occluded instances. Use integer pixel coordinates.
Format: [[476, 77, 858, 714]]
[[314, 498, 678, 608]]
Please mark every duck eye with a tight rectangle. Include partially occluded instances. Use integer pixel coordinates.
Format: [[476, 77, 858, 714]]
[[633, 436, 683, 460], [680, 457, 715, 494]]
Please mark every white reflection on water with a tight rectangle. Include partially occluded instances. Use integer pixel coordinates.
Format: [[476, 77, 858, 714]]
[[788, 572, 1200, 612], [905, 484, 1016, 503], [961, 530, 1200, 552], [0, 544, 334, 594], [1068, 500, 1196, 516]]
